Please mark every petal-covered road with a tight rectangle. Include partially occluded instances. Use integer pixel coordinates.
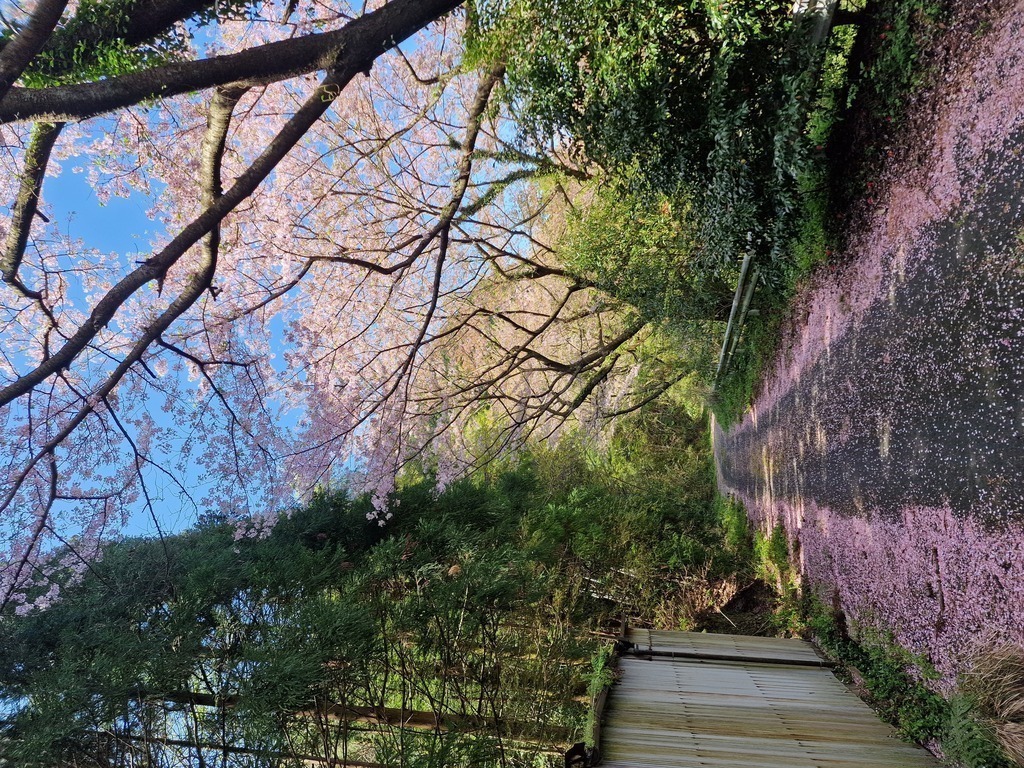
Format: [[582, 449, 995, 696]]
[[715, 1, 1024, 686]]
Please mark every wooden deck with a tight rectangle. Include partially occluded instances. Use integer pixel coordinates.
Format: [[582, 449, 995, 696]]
[[598, 631, 940, 768]]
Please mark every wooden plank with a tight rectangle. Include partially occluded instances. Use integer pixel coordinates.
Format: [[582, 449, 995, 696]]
[[600, 632, 940, 768], [630, 629, 829, 665], [629, 648, 835, 668]]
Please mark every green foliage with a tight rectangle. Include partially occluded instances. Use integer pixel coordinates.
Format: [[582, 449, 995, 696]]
[[560, 179, 733, 326], [715, 494, 753, 565], [516, 396, 745, 632], [787, 23, 855, 275], [583, 645, 615, 746], [0, 484, 586, 765], [586, 646, 615, 703], [741, 517, 804, 633], [0, 399, 737, 766], [471, 0, 800, 193], [469, 0, 720, 186], [753, 523, 789, 582], [805, 603, 1013, 765], [473, 0, 819, 275], [710, 303, 784, 426], [943, 695, 1012, 768], [552, 181, 731, 401], [697, 13, 819, 278], [14, 0, 163, 85], [848, 0, 945, 125]]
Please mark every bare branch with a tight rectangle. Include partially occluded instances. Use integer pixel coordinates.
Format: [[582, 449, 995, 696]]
[[358, 64, 506, 410], [520, 318, 646, 375], [600, 370, 689, 418]]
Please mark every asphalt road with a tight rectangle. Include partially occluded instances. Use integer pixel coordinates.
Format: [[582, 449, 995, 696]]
[[712, 5, 1024, 682], [716, 136, 1024, 524]]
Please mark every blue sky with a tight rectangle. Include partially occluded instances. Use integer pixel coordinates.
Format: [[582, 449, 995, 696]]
[[47, 170, 156, 255], [44, 170, 215, 536]]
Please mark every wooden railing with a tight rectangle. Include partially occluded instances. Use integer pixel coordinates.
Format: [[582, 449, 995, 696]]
[[564, 620, 632, 768]]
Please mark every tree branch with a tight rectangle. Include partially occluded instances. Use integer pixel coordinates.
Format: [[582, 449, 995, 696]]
[[0, 0, 69, 102], [0, 1, 462, 412], [1, 119, 63, 300], [0, 0, 463, 123], [520, 318, 646, 375], [196, 84, 248, 294], [600, 369, 688, 418], [37, 0, 216, 72], [355, 64, 506, 415]]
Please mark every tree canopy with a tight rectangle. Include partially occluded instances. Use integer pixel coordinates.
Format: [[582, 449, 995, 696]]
[[0, 0, 651, 609], [0, 0, 817, 615]]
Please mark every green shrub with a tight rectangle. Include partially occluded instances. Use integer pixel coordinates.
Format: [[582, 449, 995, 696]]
[[808, 603, 1013, 764], [714, 494, 754, 573], [849, 0, 945, 125], [943, 695, 1011, 768], [469, 0, 751, 187], [753, 523, 790, 584], [560, 180, 733, 326], [710, 306, 785, 426], [584, 645, 616, 747]]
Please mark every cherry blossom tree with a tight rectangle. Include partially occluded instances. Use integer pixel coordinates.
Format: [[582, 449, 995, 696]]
[[0, 0, 661, 612]]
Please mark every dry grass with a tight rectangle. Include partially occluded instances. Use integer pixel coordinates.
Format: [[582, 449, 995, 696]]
[[653, 573, 740, 631], [965, 643, 1024, 765]]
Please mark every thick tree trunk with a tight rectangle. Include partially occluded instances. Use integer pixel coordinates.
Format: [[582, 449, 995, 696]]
[[0, 0, 69, 101], [831, 8, 865, 26]]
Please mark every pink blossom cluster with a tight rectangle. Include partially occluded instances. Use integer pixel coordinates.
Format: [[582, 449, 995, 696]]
[[732, 490, 1024, 687]]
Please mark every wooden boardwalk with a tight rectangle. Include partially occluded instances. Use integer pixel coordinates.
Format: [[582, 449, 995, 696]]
[[598, 630, 940, 768]]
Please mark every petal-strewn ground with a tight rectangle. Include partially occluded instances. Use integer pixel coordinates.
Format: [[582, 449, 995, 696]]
[[716, 0, 1024, 688]]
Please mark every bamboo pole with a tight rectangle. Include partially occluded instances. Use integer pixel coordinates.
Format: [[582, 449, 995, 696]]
[[715, 249, 754, 380]]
